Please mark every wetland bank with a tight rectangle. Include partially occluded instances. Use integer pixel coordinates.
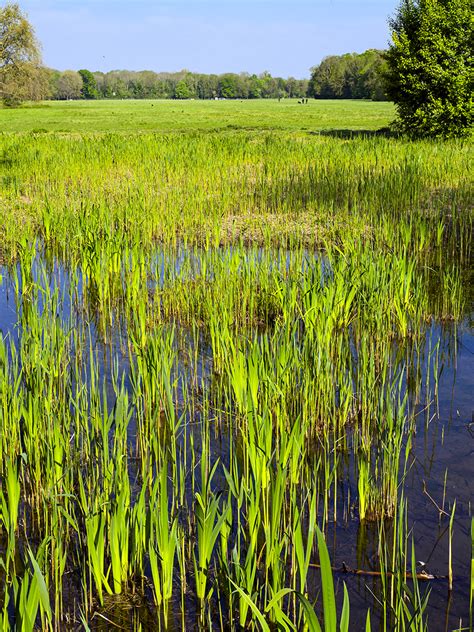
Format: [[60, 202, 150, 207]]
[[0, 100, 473, 630]]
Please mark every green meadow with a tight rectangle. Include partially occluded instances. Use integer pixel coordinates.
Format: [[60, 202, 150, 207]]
[[0, 98, 394, 133], [0, 100, 472, 631]]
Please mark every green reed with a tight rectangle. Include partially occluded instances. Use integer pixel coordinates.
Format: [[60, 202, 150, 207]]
[[0, 123, 471, 630]]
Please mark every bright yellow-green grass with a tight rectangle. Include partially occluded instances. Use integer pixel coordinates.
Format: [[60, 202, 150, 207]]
[[0, 98, 395, 134]]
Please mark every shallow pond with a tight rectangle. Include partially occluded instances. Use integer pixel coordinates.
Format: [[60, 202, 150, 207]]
[[0, 247, 473, 631]]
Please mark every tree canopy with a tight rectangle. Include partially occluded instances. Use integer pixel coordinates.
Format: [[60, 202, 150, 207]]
[[56, 70, 83, 100], [0, 2, 46, 105], [78, 68, 98, 99], [308, 50, 387, 100], [384, 0, 473, 138]]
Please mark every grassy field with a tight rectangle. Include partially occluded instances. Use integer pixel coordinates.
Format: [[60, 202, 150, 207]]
[[0, 100, 473, 631], [0, 98, 395, 133]]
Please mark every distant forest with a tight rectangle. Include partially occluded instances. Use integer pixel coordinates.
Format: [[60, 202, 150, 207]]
[[44, 49, 387, 101]]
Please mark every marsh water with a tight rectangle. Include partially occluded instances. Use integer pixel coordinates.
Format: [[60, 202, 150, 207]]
[[0, 248, 473, 632]]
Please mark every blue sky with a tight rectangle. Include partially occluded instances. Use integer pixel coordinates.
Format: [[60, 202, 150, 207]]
[[20, 0, 398, 78]]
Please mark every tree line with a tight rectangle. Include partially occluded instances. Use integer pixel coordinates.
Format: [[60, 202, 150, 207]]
[[45, 51, 388, 102], [42, 68, 310, 101]]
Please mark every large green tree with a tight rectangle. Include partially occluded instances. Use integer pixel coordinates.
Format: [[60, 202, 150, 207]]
[[174, 78, 193, 99], [384, 0, 473, 138], [78, 68, 98, 99], [0, 2, 45, 105]]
